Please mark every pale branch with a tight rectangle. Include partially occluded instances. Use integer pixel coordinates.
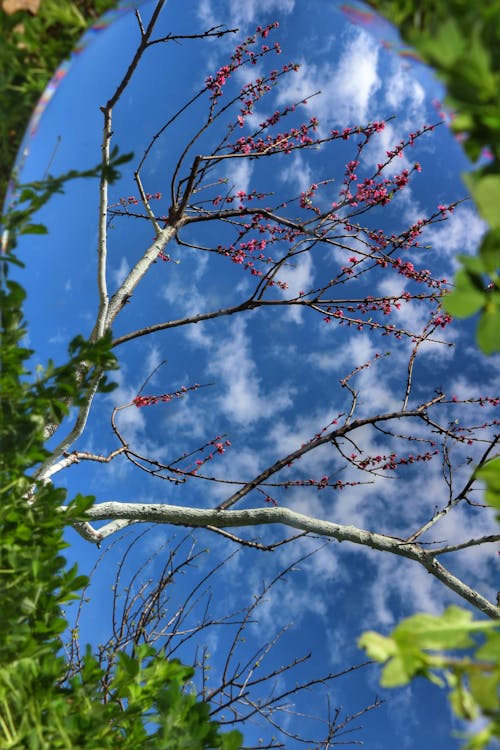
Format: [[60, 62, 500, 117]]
[[33, 0, 163, 455], [35, 370, 103, 481], [105, 224, 177, 325], [94, 107, 111, 340], [65, 502, 499, 618], [71, 520, 109, 544], [72, 518, 139, 544], [39, 447, 126, 481]]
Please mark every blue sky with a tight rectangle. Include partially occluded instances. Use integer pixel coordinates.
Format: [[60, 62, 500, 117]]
[[12, 0, 499, 747]]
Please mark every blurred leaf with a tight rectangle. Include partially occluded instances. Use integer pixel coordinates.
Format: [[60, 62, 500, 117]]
[[2, 0, 41, 14], [476, 303, 500, 353], [464, 174, 500, 229], [19, 223, 48, 235], [479, 229, 500, 273], [450, 682, 478, 720], [475, 456, 500, 509], [443, 270, 485, 317]]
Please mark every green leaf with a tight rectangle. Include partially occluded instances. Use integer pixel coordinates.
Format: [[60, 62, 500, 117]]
[[457, 254, 488, 275], [380, 652, 428, 687], [478, 229, 500, 273], [443, 270, 485, 317], [464, 173, 500, 228], [357, 631, 396, 661], [475, 456, 500, 508], [220, 730, 244, 750], [450, 682, 478, 720], [469, 671, 499, 712], [476, 304, 500, 354], [19, 223, 48, 236], [476, 631, 500, 661], [416, 19, 465, 68], [392, 607, 476, 651]]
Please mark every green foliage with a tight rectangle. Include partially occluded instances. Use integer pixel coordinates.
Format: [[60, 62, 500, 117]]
[[360, 5, 500, 748], [0, 134, 241, 749], [475, 457, 500, 517], [367, 0, 500, 355], [3, 148, 133, 254], [0, 0, 118, 203], [442, 247, 500, 354], [0, 250, 243, 746], [359, 607, 500, 749]]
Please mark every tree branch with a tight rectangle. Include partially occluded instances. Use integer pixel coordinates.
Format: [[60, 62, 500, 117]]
[[65, 502, 499, 618]]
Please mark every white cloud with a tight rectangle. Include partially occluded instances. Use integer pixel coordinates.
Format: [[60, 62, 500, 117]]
[[198, 0, 295, 28], [143, 345, 163, 379], [275, 29, 381, 128], [225, 157, 253, 195], [111, 256, 130, 288], [423, 204, 486, 263], [279, 151, 313, 194], [341, 331, 377, 368], [383, 63, 426, 124], [207, 317, 293, 424], [328, 29, 382, 125], [377, 276, 432, 335], [277, 252, 314, 323]]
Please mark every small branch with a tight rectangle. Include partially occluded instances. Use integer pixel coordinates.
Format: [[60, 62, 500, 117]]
[[104, 0, 167, 112], [429, 535, 500, 555], [405, 435, 500, 543], [205, 526, 305, 551], [147, 25, 239, 48], [217, 408, 423, 510], [112, 299, 255, 347], [135, 172, 162, 235]]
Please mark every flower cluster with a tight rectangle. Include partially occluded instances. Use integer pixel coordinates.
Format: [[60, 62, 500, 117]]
[[350, 450, 438, 471], [299, 182, 321, 211], [190, 437, 232, 474], [330, 120, 385, 141], [235, 63, 300, 126], [340, 161, 419, 209], [212, 189, 267, 209], [205, 22, 280, 103], [231, 118, 318, 155], [133, 383, 200, 408], [382, 124, 435, 162], [118, 192, 161, 207], [214, 214, 302, 287]]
